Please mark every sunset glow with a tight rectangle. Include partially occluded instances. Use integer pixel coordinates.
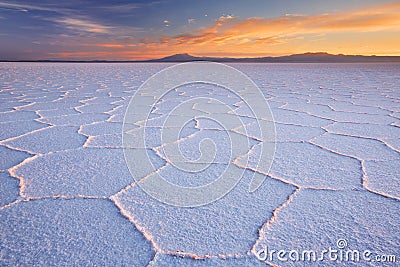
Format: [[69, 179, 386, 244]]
[[1, 0, 400, 60]]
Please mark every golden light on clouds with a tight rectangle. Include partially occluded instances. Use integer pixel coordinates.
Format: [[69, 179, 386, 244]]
[[56, 2, 400, 59]]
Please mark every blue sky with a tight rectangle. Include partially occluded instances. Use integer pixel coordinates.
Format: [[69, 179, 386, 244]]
[[1, 0, 399, 60]]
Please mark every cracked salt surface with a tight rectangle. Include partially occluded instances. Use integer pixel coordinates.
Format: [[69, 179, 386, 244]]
[[253, 189, 399, 267], [11, 148, 141, 198], [148, 253, 266, 266], [312, 133, 399, 161], [0, 145, 31, 170], [0, 172, 19, 206], [0, 199, 155, 266], [3, 126, 86, 154], [363, 160, 400, 199], [0, 120, 48, 140], [114, 170, 295, 256], [1, 62, 399, 266]]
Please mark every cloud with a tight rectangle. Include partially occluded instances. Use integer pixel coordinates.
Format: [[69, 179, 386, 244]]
[[82, 43, 127, 48], [48, 50, 163, 61], [0, 1, 67, 13], [94, 1, 163, 12], [218, 15, 235, 21], [54, 18, 113, 34], [94, 3, 140, 12], [0, 1, 116, 35], [151, 2, 400, 48]]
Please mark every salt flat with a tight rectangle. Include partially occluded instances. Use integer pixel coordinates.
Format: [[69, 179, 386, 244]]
[[0, 62, 399, 266]]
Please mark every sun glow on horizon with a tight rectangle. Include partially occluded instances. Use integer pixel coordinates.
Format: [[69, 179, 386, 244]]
[[1, 1, 400, 60]]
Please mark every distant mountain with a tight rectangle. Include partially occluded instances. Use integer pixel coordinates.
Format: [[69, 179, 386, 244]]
[[150, 53, 199, 62], [149, 52, 400, 63], [2, 52, 400, 63], [148, 53, 222, 62]]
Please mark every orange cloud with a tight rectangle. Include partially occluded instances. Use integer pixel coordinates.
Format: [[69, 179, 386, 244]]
[[85, 43, 126, 48], [50, 49, 166, 60], [158, 2, 400, 48]]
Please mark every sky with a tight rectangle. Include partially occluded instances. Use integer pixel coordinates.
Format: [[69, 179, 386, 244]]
[[0, 0, 400, 60]]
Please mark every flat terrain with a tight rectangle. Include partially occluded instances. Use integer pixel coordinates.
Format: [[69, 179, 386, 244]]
[[0, 63, 399, 266]]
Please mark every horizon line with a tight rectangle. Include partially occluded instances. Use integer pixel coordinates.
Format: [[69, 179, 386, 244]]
[[2, 52, 400, 63]]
